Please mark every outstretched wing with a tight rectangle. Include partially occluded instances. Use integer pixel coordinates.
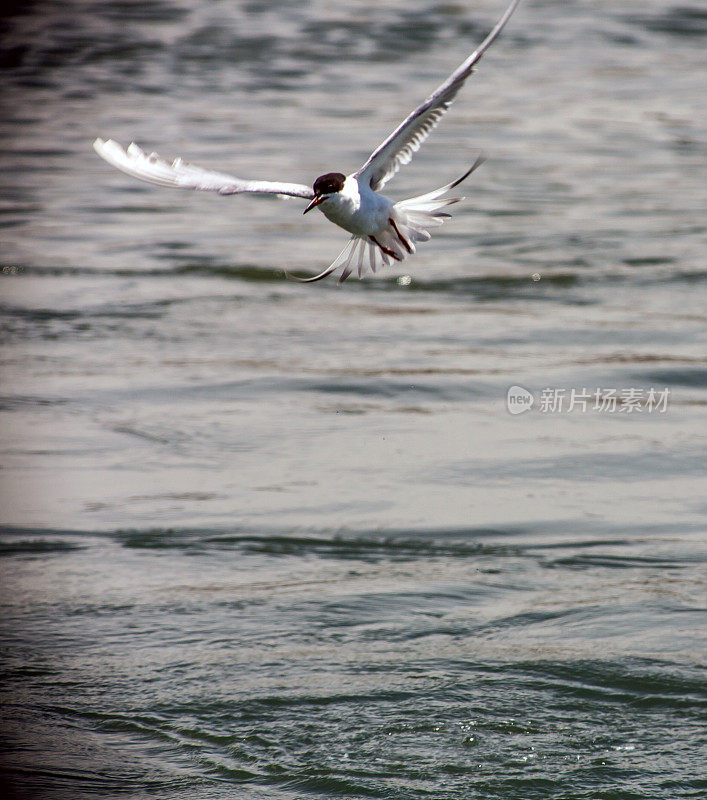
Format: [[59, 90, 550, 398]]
[[93, 138, 314, 199], [354, 0, 520, 191]]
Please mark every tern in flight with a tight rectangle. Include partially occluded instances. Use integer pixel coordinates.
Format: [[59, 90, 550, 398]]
[[94, 0, 521, 283]]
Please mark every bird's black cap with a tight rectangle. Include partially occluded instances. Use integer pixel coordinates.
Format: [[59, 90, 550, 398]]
[[313, 172, 346, 196]]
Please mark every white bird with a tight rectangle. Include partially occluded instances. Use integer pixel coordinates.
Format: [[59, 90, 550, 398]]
[[93, 0, 520, 283]]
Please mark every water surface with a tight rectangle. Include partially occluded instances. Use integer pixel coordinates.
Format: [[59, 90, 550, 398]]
[[1, 1, 705, 798]]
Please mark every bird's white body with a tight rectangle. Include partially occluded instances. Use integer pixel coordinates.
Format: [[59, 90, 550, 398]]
[[92, 0, 521, 283], [318, 176, 390, 237]]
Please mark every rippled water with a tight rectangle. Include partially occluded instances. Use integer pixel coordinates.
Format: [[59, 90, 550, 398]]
[[1, 1, 706, 798]]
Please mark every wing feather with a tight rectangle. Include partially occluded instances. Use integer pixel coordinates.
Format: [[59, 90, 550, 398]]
[[93, 138, 314, 199], [355, 0, 520, 191]]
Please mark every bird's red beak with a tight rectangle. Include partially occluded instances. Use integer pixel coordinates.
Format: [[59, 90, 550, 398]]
[[303, 194, 326, 215]]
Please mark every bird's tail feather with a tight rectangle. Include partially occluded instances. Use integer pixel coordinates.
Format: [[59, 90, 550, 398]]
[[289, 236, 359, 283], [397, 155, 484, 210]]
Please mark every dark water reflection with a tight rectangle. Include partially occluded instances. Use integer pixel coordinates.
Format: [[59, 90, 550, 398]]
[[1, 1, 706, 798]]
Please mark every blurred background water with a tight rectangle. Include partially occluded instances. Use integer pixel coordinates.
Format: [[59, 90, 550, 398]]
[[0, 1, 705, 798]]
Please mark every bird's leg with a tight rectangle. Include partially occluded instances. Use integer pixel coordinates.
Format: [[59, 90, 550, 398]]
[[369, 234, 402, 261], [388, 218, 413, 254]]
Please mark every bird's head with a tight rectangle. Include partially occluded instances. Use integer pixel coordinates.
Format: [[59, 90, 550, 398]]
[[303, 172, 346, 214]]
